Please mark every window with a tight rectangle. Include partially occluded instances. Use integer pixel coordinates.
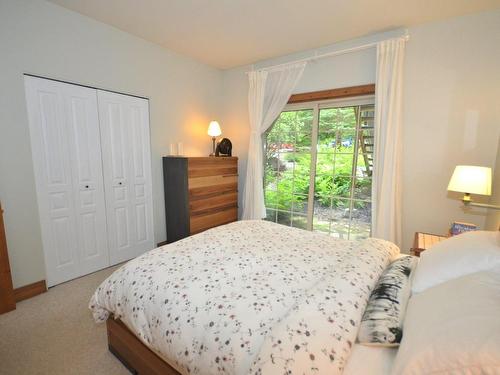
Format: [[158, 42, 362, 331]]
[[264, 97, 374, 240]]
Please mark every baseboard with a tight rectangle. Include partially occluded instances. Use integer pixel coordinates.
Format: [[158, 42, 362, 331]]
[[157, 240, 168, 247], [14, 280, 47, 302]]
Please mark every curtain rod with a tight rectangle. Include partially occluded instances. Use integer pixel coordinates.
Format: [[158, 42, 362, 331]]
[[247, 32, 409, 74]]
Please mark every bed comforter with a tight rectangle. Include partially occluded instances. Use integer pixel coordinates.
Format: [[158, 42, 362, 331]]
[[90, 220, 399, 374]]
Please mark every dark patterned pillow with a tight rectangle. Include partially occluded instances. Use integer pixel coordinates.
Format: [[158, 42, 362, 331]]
[[358, 255, 418, 347]]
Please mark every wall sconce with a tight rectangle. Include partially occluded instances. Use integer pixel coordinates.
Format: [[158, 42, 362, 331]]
[[447, 165, 500, 210], [207, 121, 222, 156]]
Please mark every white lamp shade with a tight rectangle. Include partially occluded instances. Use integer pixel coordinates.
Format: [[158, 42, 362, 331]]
[[447, 165, 492, 196], [207, 121, 222, 137]]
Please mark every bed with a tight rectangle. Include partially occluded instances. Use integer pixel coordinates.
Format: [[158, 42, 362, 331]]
[[104, 319, 397, 375], [90, 220, 400, 374], [90, 221, 500, 374]]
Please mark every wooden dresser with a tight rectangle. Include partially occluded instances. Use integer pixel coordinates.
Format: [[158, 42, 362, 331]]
[[163, 156, 238, 243], [0, 201, 15, 314]]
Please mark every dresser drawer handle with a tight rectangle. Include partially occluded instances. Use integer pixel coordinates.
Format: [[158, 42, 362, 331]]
[[222, 174, 238, 177]]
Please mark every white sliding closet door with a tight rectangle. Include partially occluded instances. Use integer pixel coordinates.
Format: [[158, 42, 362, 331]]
[[97, 91, 154, 264], [25, 76, 109, 286]]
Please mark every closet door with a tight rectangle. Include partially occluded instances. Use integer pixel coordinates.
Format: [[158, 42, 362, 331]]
[[97, 91, 154, 264], [62, 83, 109, 277], [24, 76, 109, 286]]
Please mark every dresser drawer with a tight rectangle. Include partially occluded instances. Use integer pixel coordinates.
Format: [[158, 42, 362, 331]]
[[189, 182, 237, 198], [190, 207, 238, 234], [188, 157, 237, 178], [190, 191, 238, 215], [188, 174, 238, 189]]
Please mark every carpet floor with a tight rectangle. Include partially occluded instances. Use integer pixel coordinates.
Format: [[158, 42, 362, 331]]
[[0, 266, 130, 375]]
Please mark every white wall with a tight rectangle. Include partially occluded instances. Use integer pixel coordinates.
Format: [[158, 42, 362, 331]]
[[221, 10, 500, 252], [0, 0, 222, 288], [402, 10, 500, 249], [485, 138, 500, 230]]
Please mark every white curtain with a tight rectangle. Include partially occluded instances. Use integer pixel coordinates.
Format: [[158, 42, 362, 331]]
[[372, 38, 406, 246], [242, 62, 306, 219]]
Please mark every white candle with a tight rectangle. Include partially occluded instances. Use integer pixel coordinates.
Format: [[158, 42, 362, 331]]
[[177, 142, 184, 156], [169, 143, 177, 155]]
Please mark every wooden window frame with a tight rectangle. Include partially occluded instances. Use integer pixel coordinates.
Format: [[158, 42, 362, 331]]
[[288, 84, 375, 104]]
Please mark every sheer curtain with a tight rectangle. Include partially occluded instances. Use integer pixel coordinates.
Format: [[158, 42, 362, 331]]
[[372, 38, 406, 246], [241, 62, 306, 220]]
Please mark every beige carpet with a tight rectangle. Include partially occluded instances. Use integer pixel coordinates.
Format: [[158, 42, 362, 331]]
[[0, 266, 130, 375]]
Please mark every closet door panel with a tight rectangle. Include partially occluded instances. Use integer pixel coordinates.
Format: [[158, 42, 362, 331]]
[[25, 76, 109, 286], [98, 91, 153, 265], [101, 100, 132, 259], [129, 102, 153, 248], [62, 84, 109, 276], [25, 77, 80, 286], [102, 101, 132, 255]]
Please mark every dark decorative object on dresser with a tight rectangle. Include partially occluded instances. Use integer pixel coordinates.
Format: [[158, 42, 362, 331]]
[[163, 156, 238, 243], [215, 138, 232, 157]]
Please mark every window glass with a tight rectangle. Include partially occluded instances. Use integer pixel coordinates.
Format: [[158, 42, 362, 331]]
[[264, 101, 374, 239]]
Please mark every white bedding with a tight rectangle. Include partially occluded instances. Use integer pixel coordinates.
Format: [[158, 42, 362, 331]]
[[90, 220, 399, 374], [344, 345, 398, 375]]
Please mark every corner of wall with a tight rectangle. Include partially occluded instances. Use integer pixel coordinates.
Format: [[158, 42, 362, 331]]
[[485, 136, 500, 230]]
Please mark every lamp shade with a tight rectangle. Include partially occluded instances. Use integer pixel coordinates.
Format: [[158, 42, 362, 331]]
[[447, 165, 492, 196], [207, 121, 221, 137]]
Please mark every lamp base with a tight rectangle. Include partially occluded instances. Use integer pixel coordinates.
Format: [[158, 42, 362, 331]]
[[210, 137, 217, 157]]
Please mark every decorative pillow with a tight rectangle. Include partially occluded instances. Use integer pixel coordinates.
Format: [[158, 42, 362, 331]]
[[391, 269, 500, 375], [357, 255, 418, 347], [412, 230, 500, 294]]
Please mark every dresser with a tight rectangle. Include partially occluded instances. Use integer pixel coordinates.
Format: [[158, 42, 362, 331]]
[[0, 201, 15, 314], [163, 156, 238, 243]]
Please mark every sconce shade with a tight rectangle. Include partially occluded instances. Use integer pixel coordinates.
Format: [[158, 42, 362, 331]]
[[207, 121, 222, 137], [447, 165, 492, 196]]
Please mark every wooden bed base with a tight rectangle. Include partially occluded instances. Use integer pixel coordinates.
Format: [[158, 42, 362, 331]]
[[106, 318, 181, 375]]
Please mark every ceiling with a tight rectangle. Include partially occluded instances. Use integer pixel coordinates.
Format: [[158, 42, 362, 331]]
[[47, 0, 500, 69]]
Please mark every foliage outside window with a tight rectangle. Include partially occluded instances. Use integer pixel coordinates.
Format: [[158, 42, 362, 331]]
[[264, 99, 374, 239]]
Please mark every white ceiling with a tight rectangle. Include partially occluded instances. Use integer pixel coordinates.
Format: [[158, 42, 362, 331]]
[[48, 0, 500, 69]]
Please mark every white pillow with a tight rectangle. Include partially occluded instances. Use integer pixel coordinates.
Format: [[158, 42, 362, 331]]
[[392, 269, 500, 375], [411, 230, 500, 293]]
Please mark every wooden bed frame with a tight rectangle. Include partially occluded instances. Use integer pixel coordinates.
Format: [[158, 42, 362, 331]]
[[107, 317, 181, 375]]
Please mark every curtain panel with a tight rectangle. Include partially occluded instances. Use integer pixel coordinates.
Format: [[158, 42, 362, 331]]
[[242, 63, 306, 220], [372, 38, 406, 246]]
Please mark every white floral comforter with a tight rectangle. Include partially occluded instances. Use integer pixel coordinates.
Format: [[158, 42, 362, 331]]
[[90, 220, 399, 374]]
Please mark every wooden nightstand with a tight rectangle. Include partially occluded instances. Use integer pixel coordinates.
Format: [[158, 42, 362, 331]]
[[411, 232, 448, 257]]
